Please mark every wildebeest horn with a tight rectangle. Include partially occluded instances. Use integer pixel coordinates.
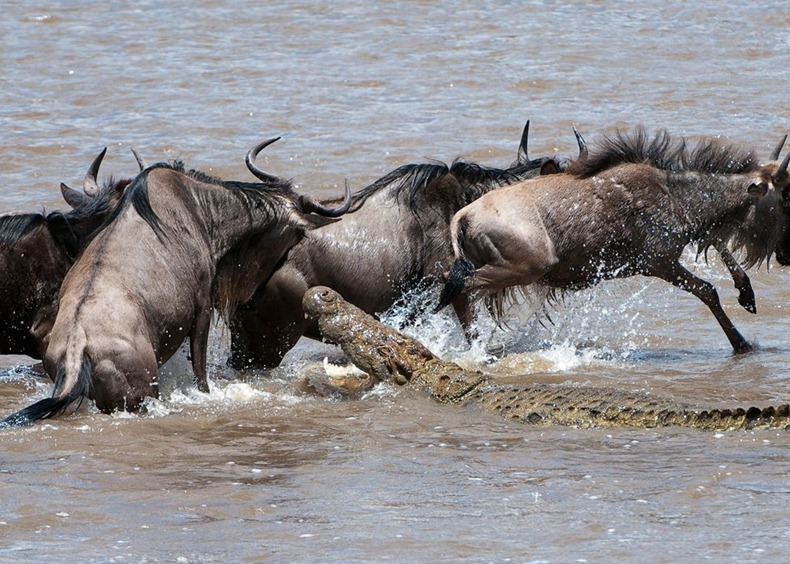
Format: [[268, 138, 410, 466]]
[[517, 120, 530, 163], [60, 183, 89, 209], [130, 147, 148, 172], [300, 181, 353, 217], [770, 134, 787, 161], [245, 137, 283, 183], [573, 127, 588, 160], [81, 147, 106, 197], [780, 145, 790, 173]]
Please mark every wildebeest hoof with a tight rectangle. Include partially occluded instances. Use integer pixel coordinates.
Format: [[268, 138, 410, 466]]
[[738, 290, 757, 314]]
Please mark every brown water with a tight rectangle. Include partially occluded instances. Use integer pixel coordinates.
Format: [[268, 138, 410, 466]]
[[2, 1, 790, 561]]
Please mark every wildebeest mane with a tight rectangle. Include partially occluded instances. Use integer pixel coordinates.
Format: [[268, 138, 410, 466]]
[[0, 213, 46, 245], [104, 164, 168, 241], [66, 177, 130, 220], [0, 174, 127, 247], [568, 127, 758, 179], [351, 162, 448, 212], [183, 162, 297, 225], [105, 161, 295, 241], [448, 159, 527, 197], [351, 159, 529, 214]]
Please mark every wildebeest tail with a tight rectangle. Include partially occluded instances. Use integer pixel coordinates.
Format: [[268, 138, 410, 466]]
[[0, 356, 92, 428], [434, 257, 475, 313]]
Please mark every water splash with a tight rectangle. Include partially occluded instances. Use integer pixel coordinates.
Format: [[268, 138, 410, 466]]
[[377, 251, 735, 374]]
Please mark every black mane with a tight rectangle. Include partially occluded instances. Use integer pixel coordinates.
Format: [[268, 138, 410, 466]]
[[0, 212, 46, 245], [0, 175, 127, 247], [105, 161, 296, 241], [568, 127, 759, 179], [351, 158, 533, 214]]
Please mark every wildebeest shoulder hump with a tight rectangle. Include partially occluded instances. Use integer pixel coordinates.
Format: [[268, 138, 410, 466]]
[[567, 126, 758, 179]]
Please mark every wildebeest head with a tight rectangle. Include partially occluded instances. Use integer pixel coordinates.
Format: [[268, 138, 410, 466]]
[[759, 134, 790, 265], [204, 138, 352, 319], [719, 134, 790, 268], [56, 148, 133, 256]]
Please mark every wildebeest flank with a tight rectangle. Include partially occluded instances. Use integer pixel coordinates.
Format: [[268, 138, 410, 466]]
[[437, 127, 790, 353], [1, 140, 351, 426], [228, 122, 578, 369], [0, 149, 130, 359]]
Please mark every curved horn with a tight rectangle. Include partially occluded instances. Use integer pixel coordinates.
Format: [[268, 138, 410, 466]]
[[770, 134, 787, 161], [245, 137, 282, 183], [780, 145, 790, 174], [573, 126, 588, 160], [81, 147, 106, 197], [517, 120, 530, 163], [300, 180, 353, 218], [60, 182, 89, 209], [130, 147, 148, 172]]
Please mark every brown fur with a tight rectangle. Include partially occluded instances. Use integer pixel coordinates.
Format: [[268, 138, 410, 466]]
[[0, 153, 130, 359], [2, 156, 348, 425], [439, 128, 790, 353], [227, 124, 572, 369]]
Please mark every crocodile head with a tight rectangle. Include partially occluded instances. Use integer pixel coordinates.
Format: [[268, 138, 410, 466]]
[[303, 286, 342, 319]]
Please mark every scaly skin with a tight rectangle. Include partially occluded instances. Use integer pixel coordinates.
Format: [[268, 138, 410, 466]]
[[302, 286, 790, 431]]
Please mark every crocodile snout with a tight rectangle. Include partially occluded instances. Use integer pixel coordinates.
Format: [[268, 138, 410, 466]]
[[303, 286, 341, 319]]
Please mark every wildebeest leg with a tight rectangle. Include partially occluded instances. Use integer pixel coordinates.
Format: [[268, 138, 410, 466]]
[[654, 262, 753, 354], [450, 292, 478, 342], [92, 348, 159, 413], [229, 271, 308, 369], [714, 244, 756, 314], [190, 304, 212, 393]]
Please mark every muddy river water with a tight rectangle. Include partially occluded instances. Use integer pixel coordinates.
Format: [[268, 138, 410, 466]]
[[1, 1, 789, 561]]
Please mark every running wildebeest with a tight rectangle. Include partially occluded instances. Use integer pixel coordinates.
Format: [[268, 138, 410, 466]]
[[0, 149, 131, 359], [228, 122, 580, 369], [436, 127, 790, 353], [1, 139, 351, 426]]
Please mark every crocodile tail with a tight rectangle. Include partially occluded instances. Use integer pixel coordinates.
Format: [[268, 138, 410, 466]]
[[691, 405, 790, 430], [434, 257, 476, 313], [0, 355, 92, 428]]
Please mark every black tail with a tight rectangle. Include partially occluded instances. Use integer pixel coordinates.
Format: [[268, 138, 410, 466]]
[[1, 356, 92, 428], [434, 257, 476, 313]]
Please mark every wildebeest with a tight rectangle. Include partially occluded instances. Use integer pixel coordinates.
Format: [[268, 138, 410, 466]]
[[436, 127, 790, 353], [0, 149, 130, 359], [1, 139, 351, 426], [228, 122, 578, 369]]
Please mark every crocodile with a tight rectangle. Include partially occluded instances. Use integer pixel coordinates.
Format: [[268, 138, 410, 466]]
[[302, 286, 790, 431]]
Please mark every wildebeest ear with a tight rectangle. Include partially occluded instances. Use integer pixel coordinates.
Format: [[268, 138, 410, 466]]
[[747, 182, 769, 197], [60, 182, 90, 208], [539, 159, 561, 176]]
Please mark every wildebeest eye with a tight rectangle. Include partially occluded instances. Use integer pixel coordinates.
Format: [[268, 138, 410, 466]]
[[747, 182, 769, 197]]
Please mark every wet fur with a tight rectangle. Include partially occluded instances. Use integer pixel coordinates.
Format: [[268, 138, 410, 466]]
[[0, 176, 131, 359], [229, 149, 555, 369], [1, 157, 335, 425], [440, 128, 790, 352]]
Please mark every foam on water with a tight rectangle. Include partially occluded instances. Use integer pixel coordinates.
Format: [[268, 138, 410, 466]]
[[378, 281, 649, 374], [378, 248, 744, 375]]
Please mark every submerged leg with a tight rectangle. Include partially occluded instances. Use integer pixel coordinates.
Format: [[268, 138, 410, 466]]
[[655, 261, 753, 354], [92, 347, 159, 413], [450, 291, 478, 342], [228, 273, 308, 370], [715, 245, 756, 314], [190, 303, 212, 393]]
